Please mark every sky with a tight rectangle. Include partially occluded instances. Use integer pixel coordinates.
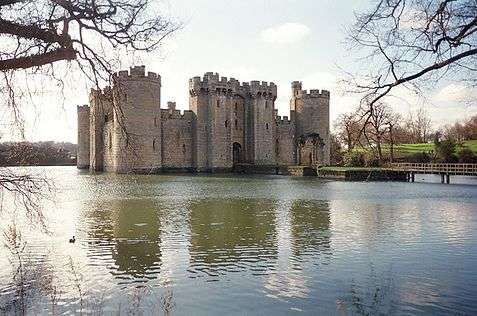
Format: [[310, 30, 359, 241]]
[[1, 0, 475, 143]]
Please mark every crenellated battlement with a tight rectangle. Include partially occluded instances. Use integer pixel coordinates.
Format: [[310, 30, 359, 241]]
[[189, 73, 243, 95], [249, 80, 277, 97], [189, 72, 277, 98], [89, 86, 113, 102], [296, 89, 330, 99], [275, 115, 293, 125], [160, 108, 196, 121], [167, 101, 176, 110], [113, 65, 161, 84], [77, 104, 90, 112]]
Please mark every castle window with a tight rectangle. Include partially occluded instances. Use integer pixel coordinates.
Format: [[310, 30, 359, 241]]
[[124, 93, 128, 101], [153, 139, 156, 151], [266, 123, 269, 130], [265, 101, 268, 108], [234, 103, 238, 113], [217, 100, 220, 108], [182, 144, 186, 154], [104, 114, 109, 122], [225, 120, 228, 128], [109, 133, 112, 149], [235, 119, 238, 129], [154, 117, 157, 127]]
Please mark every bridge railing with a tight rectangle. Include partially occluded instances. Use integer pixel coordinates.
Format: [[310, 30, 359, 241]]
[[391, 163, 477, 175]]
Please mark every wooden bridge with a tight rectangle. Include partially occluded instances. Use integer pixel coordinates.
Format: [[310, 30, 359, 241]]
[[391, 163, 477, 183]]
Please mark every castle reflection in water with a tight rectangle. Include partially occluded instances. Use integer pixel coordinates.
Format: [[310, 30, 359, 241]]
[[82, 193, 332, 295]]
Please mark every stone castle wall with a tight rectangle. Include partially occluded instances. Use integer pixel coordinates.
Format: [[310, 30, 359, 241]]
[[112, 66, 162, 173], [275, 116, 296, 165], [161, 108, 195, 170], [78, 66, 331, 173], [290, 82, 330, 165], [77, 105, 90, 169], [250, 81, 277, 165]]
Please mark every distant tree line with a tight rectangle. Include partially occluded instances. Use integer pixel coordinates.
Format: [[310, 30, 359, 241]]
[[440, 116, 477, 142], [331, 107, 477, 166], [0, 142, 77, 166]]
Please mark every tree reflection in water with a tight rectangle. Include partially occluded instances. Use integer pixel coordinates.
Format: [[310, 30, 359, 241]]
[[187, 198, 278, 278], [84, 199, 162, 282]]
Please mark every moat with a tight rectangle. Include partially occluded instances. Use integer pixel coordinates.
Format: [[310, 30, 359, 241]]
[[1, 167, 477, 315]]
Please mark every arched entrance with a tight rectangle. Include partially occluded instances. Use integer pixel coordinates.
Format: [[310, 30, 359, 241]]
[[233, 142, 242, 165], [297, 133, 325, 167]]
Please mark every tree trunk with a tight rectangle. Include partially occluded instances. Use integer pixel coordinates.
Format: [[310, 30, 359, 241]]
[[389, 126, 394, 164]]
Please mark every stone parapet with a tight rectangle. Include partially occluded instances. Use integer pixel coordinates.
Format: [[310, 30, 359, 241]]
[[113, 65, 161, 84], [296, 89, 330, 99], [189, 72, 277, 98]]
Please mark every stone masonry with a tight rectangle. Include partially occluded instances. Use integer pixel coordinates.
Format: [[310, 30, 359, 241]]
[[77, 66, 330, 173]]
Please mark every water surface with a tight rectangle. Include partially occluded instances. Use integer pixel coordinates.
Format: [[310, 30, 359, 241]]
[[0, 167, 476, 315]]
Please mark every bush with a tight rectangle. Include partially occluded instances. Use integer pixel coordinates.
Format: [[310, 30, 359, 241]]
[[458, 148, 476, 163], [363, 151, 381, 167], [343, 151, 365, 167], [435, 139, 457, 162], [404, 152, 431, 163], [442, 154, 459, 163]]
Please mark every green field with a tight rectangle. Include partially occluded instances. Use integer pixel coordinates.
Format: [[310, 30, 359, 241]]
[[385, 140, 477, 156]]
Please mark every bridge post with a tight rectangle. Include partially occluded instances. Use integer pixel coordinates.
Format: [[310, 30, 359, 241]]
[[446, 173, 450, 184], [411, 172, 415, 182], [441, 173, 445, 184]]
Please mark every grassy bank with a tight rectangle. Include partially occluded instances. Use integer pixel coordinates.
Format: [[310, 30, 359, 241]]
[[391, 140, 477, 156], [320, 166, 396, 172]]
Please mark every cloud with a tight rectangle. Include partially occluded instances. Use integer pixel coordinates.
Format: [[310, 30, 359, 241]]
[[433, 83, 475, 103], [260, 23, 311, 44]]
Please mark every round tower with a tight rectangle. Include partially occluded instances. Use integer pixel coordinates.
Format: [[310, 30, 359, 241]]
[[294, 89, 330, 138], [77, 105, 90, 169], [291, 82, 330, 165], [112, 65, 162, 173]]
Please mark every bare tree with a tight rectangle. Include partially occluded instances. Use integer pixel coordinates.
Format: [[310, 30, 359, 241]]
[[0, 0, 178, 76], [386, 111, 401, 163], [0, 168, 53, 229], [1, 0, 180, 135], [413, 108, 432, 143], [359, 101, 395, 164], [334, 112, 362, 152], [345, 0, 476, 133], [403, 108, 433, 143], [0, 0, 179, 227], [442, 113, 477, 141]]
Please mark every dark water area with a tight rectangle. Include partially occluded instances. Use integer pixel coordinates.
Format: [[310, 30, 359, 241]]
[[0, 167, 476, 315]]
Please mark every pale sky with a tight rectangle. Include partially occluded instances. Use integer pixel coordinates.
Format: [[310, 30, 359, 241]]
[[1, 0, 475, 143]]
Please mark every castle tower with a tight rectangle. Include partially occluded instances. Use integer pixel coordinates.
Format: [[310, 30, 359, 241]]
[[290, 82, 330, 165], [111, 65, 162, 173], [189, 73, 213, 171], [89, 88, 111, 172], [77, 105, 90, 169], [189, 73, 278, 171], [249, 81, 277, 165], [189, 72, 243, 171], [189, 73, 238, 171]]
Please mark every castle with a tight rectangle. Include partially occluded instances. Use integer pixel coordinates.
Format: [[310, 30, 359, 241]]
[[77, 66, 330, 173]]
